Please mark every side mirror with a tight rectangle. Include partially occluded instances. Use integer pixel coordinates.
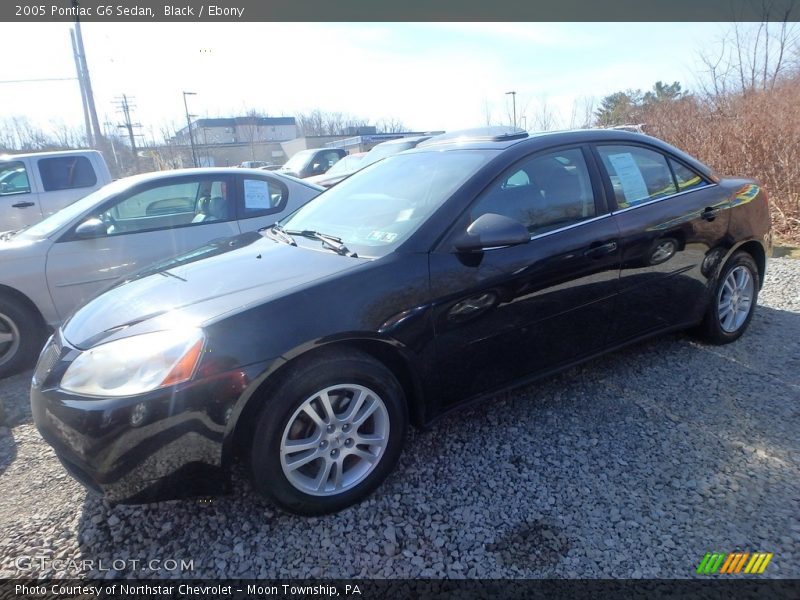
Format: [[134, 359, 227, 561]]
[[74, 217, 107, 238], [453, 213, 530, 252]]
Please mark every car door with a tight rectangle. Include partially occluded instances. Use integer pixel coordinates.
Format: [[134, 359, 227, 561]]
[[429, 146, 621, 406], [35, 155, 101, 218], [0, 158, 42, 230], [593, 143, 731, 342], [235, 173, 318, 231], [45, 174, 241, 321]]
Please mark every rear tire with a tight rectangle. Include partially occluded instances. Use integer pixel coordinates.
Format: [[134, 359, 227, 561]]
[[0, 295, 45, 378], [697, 251, 759, 345], [250, 349, 407, 515]]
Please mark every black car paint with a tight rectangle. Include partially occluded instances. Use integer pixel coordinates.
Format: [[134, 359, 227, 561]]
[[31, 130, 772, 503]]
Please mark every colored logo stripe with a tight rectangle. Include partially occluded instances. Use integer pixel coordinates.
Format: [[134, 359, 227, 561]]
[[697, 553, 726, 574], [698, 552, 773, 574], [744, 553, 773, 574]]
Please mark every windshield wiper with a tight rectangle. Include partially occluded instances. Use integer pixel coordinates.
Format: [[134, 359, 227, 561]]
[[284, 229, 358, 258], [265, 223, 297, 246]]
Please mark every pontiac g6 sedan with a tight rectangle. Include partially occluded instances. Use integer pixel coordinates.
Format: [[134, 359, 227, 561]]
[[31, 128, 772, 515]]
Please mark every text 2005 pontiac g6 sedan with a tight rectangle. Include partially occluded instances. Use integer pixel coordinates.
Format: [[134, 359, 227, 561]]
[[32, 128, 771, 515]]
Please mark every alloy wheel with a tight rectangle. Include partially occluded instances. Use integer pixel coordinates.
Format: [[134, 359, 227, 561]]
[[0, 312, 20, 368], [280, 384, 390, 496], [717, 265, 754, 333]]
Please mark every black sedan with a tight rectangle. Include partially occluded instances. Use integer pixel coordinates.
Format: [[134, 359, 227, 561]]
[[31, 127, 772, 515]]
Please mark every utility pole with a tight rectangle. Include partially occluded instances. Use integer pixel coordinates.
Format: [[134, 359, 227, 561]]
[[182, 91, 198, 167], [71, 0, 103, 149], [115, 94, 142, 173], [69, 29, 92, 146], [506, 91, 517, 129]]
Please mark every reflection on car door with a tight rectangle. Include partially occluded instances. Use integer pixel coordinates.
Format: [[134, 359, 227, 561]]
[[45, 175, 240, 321], [429, 146, 621, 407], [593, 144, 731, 342]]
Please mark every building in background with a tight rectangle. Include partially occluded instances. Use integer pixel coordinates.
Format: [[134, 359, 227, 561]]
[[171, 116, 298, 166]]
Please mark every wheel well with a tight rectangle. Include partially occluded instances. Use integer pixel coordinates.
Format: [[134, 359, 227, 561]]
[[736, 241, 766, 288], [230, 339, 426, 459], [0, 284, 47, 331]]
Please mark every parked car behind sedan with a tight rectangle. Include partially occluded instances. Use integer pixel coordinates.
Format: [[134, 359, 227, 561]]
[[0, 150, 112, 232], [305, 152, 366, 188], [305, 136, 434, 189], [31, 128, 771, 515], [0, 167, 322, 377], [277, 148, 346, 179]]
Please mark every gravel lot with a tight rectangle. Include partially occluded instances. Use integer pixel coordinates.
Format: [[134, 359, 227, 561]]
[[1, 258, 798, 579]]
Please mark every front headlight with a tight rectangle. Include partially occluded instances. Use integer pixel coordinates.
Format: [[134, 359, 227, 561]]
[[61, 329, 205, 397]]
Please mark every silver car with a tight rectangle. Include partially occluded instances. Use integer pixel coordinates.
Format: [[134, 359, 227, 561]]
[[0, 167, 322, 377]]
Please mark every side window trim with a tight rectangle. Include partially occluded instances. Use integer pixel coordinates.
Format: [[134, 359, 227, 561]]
[[590, 142, 716, 213]]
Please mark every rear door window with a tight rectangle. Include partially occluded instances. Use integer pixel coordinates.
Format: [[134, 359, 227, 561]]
[[240, 176, 288, 218], [38, 156, 97, 191], [596, 145, 677, 209]]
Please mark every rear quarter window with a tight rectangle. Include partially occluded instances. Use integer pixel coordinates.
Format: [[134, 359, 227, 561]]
[[38, 156, 97, 191]]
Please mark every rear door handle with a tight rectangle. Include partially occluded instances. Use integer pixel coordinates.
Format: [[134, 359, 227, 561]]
[[12, 201, 35, 208], [701, 206, 720, 221], [584, 241, 618, 259]]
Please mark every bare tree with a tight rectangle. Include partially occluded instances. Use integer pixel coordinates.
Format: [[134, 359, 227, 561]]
[[531, 96, 559, 131], [697, 7, 799, 97], [375, 117, 407, 133]]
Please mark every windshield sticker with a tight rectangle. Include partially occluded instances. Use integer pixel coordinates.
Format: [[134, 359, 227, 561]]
[[367, 230, 398, 243], [607, 153, 650, 205], [244, 179, 271, 209]]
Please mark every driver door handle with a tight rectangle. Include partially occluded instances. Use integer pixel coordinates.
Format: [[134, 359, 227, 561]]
[[584, 241, 618, 259], [12, 201, 35, 208], [701, 206, 720, 221]]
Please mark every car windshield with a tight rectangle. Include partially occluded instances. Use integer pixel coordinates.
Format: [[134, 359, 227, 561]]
[[281, 149, 496, 258], [17, 178, 129, 238], [282, 150, 315, 171]]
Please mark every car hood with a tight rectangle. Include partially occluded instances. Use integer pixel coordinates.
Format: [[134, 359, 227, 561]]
[[62, 232, 363, 349], [0, 232, 50, 259]]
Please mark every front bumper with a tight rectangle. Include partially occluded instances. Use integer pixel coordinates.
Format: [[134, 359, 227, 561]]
[[30, 334, 261, 503]]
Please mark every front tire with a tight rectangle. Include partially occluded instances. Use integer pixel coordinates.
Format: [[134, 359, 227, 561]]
[[250, 349, 407, 515], [697, 251, 759, 344], [0, 295, 45, 378]]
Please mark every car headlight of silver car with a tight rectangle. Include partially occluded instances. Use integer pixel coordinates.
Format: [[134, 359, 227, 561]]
[[60, 329, 206, 397]]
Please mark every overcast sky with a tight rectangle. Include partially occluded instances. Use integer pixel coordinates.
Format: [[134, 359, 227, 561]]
[[0, 22, 728, 139]]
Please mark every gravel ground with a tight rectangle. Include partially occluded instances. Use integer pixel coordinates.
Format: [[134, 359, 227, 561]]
[[0, 258, 798, 579]]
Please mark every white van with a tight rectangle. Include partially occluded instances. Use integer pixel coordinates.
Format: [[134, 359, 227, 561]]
[[0, 150, 112, 232]]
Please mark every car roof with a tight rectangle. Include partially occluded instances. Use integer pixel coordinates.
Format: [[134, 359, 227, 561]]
[[409, 127, 714, 177], [0, 149, 103, 160], [113, 167, 324, 191]]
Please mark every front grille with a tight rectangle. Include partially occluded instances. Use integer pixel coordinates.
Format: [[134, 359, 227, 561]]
[[33, 337, 61, 385]]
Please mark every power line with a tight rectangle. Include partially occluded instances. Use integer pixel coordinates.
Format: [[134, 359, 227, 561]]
[[0, 77, 77, 84]]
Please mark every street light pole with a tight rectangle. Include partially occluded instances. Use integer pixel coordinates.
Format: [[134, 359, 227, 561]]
[[506, 91, 517, 129], [182, 91, 198, 168]]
